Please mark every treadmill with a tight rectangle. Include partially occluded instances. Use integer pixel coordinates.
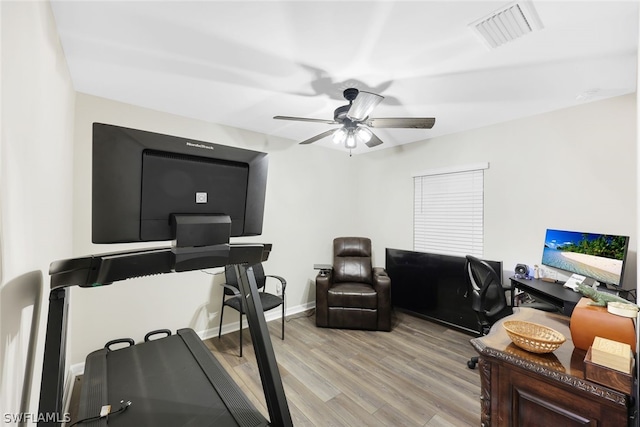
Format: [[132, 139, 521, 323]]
[[37, 244, 292, 427]]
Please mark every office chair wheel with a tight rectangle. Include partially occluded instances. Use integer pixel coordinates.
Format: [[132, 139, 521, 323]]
[[467, 356, 478, 369]]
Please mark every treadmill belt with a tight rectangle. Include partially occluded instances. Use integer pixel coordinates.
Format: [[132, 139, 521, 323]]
[[78, 328, 268, 427]]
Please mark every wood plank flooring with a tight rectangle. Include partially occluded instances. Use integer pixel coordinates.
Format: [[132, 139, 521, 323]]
[[204, 310, 481, 426]]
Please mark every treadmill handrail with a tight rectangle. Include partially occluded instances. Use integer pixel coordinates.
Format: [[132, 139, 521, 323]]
[[38, 244, 292, 427]]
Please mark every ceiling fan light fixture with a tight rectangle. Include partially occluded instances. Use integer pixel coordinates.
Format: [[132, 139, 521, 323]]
[[332, 128, 347, 145], [355, 127, 372, 144], [344, 133, 357, 149], [346, 91, 384, 121]]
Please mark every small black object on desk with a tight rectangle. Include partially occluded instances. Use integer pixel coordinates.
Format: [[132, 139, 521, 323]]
[[510, 276, 583, 316]]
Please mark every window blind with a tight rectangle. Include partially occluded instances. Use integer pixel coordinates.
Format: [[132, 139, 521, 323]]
[[413, 165, 486, 257]]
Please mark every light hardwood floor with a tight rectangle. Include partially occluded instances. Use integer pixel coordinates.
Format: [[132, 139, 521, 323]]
[[204, 310, 482, 426]]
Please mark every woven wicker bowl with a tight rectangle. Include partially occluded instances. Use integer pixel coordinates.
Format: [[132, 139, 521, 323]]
[[503, 320, 566, 354]]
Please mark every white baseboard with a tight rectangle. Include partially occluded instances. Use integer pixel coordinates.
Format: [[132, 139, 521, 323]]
[[198, 301, 315, 340]]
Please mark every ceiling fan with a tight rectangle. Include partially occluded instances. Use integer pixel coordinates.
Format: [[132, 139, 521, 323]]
[[274, 88, 435, 149]]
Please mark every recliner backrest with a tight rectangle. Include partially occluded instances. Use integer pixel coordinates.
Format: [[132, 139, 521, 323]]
[[333, 237, 373, 284]]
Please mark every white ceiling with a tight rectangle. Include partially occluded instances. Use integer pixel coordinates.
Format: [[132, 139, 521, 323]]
[[50, 0, 639, 154]]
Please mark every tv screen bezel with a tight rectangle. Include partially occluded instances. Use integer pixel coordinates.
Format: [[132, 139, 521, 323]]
[[92, 123, 268, 244], [541, 228, 630, 287]]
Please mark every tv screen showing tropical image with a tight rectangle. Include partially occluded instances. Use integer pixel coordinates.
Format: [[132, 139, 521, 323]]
[[541, 229, 629, 287]]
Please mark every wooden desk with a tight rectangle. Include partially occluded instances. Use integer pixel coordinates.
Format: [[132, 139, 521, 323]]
[[470, 308, 632, 427]]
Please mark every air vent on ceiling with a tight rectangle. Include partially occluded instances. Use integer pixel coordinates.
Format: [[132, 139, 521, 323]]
[[470, 1, 543, 49]]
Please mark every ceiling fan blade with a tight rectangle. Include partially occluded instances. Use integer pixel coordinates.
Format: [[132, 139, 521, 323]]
[[299, 129, 336, 145], [274, 115, 338, 125], [366, 117, 436, 129], [365, 131, 383, 148], [347, 91, 384, 121]]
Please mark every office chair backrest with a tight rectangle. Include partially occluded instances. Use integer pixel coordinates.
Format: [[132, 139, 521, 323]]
[[223, 263, 266, 295], [333, 237, 373, 284], [465, 255, 512, 322]]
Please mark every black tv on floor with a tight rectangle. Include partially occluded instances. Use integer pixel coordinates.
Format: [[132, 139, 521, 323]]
[[386, 248, 503, 335]]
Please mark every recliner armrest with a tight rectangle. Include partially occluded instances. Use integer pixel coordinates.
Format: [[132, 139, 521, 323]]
[[372, 268, 390, 290], [372, 267, 392, 331], [316, 270, 332, 290], [373, 267, 388, 277], [315, 270, 332, 327]]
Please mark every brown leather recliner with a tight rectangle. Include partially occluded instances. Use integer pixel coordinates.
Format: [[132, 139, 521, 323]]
[[316, 237, 391, 331]]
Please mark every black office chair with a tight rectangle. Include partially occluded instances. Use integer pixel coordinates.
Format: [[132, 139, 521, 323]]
[[218, 263, 286, 357], [465, 255, 514, 369]]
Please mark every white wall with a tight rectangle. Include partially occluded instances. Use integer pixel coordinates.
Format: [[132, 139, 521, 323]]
[[355, 94, 637, 289], [0, 0, 75, 420], [68, 93, 359, 364]]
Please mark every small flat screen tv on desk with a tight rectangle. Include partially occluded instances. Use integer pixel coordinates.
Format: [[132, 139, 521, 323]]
[[541, 229, 629, 288]]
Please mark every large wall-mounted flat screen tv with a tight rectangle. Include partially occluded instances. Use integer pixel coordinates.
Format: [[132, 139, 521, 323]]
[[541, 229, 629, 287], [92, 123, 268, 245]]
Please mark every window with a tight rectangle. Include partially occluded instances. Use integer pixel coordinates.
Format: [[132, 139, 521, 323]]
[[413, 163, 488, 257]]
